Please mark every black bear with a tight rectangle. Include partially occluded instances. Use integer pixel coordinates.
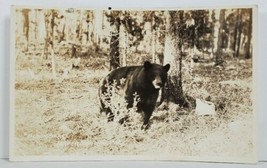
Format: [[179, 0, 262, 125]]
[[99, 61, 170, 128]]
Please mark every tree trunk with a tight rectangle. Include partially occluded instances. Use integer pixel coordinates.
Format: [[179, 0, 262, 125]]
[[211, 10, 219, 61], [76, 11, 82, 47], [152, 29, 156, 63], [235, 10, 243, 58], [50, 41, 56, 79], [119, 23, 127, 66], [34, 10, 38, 46], [245, 9, 252, 59], [94, 10, 103, 46], [109, 12, 121, 70], [43, 12, 50, 60], [22, 9, 30, 52], [43, 10, 57, 79], [163, 11, 188, 107], [215, 9, 225, 66], [209, 9, 219, 59], [151, 16, 156, 63], [232, 10, 238, 53], [37, 10, 46, 44], [234, 9, 243, 58]]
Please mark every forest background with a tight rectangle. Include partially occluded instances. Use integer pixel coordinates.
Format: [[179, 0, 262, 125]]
[[11, 6, 256, 163]]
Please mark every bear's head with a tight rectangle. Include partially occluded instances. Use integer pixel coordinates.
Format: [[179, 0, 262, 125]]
[[144, 61, 170, 90]]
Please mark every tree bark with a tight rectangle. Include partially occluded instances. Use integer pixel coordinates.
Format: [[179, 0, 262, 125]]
[[215, 9, 225, 66], [163, 11, 187, 107], [109, 12, 121, 70], [151, 15, 156, 63], [210, 10, 215, 59], [94, 10, 103, 46], [245, 9, 252, 59], [119, 23, 128, 66], [43, 10, 57, 79], [234, 9, 243, 58], [22, 9, 30, 52]]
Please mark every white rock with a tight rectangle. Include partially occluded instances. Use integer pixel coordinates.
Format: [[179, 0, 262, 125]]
[[195, 99, 216, 115]]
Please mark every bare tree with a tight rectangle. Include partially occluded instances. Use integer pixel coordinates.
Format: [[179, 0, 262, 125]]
[[215, 9, 226, 66], [119, 22, 128, 66], [22, 9, 30, 52], [43, 10, 63, 78], [163, 11, 189, 107], [245, 9, 252, 59], [143, 11, 165, 64], [108, 11, 121, 70], [93, 10, 104, 46], [233, 9, 243, 58]]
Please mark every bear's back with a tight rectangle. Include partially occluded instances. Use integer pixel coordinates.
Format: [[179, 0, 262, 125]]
[[107, 66, 143, 83]]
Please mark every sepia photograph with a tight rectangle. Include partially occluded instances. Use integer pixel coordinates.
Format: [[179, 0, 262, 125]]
[[10, 6, 257, 163]]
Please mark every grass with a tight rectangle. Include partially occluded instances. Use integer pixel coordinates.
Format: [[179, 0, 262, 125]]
[[13, 50, 255, 161]]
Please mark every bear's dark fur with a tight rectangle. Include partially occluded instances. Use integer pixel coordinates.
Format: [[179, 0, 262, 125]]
[[99, 61, 170, 128]]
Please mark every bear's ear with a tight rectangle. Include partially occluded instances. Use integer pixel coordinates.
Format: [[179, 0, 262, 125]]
[[163, 64, 170, 72], [144, 61, 152, 69]]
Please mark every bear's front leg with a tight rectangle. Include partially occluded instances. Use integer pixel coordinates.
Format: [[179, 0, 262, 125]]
[[141, 110, 153, 130]]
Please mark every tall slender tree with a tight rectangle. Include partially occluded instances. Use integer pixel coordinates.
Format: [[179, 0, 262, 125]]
[[22, 9, 30, 52], [108, 11, 121, 70], [215, 9, 226, 65], [234, 9, 243, 58], [245, 9, 252, 59], [163, 11, 189, 107], [94, 10, 104, 46], [43, 9, 62, 78]]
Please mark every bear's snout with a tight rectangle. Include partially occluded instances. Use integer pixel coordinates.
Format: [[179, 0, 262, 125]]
[[156, 81, 162, 87], [152, 76, 163, 90]]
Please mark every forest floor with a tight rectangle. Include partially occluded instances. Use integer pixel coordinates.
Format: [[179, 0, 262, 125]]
[[13, 51, 255, 162]]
